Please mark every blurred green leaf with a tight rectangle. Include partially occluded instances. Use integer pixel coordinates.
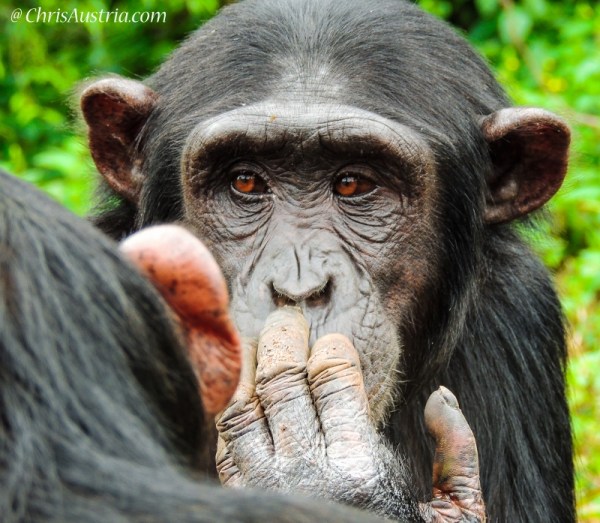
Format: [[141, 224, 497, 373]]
[[498, 6, 534, 43]]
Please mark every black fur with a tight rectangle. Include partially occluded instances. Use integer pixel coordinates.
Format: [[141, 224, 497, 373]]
[[0, 170, 389, 522], [90, 1, 575, 521]]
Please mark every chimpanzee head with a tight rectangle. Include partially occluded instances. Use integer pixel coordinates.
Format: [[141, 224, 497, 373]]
[[81, 0, 569, 422]]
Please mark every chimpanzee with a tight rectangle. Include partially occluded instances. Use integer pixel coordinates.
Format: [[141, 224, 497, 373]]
[[79, 0, 574, 521], [0, 170, 485, 522]]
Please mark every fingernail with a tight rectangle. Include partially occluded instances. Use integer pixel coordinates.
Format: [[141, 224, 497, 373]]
[[439, 385, 459, 408]]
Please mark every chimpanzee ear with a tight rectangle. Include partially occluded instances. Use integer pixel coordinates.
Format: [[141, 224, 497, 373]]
[[120, 225, 242, 416], [480, 108, 570, 224], [80, 78, 157, 203]]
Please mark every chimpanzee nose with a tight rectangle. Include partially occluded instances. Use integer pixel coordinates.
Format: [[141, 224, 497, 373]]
[[271, 278, 332, 308], [268, 243, 333, 308]]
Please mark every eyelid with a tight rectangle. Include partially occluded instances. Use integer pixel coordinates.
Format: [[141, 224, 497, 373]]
[[228, 161, 271, 195], [228, 161, 265, 178], [333, 164, 378, 197]]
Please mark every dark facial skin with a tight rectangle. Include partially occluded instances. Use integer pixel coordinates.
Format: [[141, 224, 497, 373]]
[[181, 102, 439, 423]]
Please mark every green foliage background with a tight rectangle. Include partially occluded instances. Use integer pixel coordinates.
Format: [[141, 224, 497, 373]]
[[1, 0, 598, 519]]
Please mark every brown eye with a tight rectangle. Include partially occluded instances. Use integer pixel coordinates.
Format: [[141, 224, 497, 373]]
[[230, 166, 270, 195], [334, 172, 376, 197], [233, 173, 257, 193]]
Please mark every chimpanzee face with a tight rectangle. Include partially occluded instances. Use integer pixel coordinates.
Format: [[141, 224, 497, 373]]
[[179, 102, 439, 420]]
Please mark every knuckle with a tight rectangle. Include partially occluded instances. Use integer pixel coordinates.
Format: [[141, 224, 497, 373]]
[[307, 357, 363, 394], [255, 361, 305, 384], [255, 368, 310, 407], [216, 399, 264, 439]]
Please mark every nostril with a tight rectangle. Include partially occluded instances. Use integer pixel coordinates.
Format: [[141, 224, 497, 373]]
[[271, 284, 297, 307], [270, 279, 332, 308], [305, 279, 332, 307]]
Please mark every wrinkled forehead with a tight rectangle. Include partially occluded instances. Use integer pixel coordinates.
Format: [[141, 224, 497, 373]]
[[182, 102, 435, 170]]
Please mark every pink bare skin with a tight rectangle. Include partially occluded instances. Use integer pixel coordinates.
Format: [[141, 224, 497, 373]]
[[120, 224, 241, 416], [217, 307, 484, 522]]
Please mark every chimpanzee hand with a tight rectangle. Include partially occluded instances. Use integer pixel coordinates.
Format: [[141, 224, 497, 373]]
[[216, 307, 484, 522]]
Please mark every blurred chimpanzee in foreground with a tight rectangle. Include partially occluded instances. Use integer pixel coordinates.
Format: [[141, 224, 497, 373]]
[[0, 170, 484, 522]]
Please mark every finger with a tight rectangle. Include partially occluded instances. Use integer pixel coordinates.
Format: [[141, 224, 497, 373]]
[[307, 334, 372, 463], [232, 337, 259, 403], [216, 340, 272, 457], [255, 306, 322, 458], [424, 386, 485, 521], [120, 224, 241, 415], [216, 435, 243, 487]]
